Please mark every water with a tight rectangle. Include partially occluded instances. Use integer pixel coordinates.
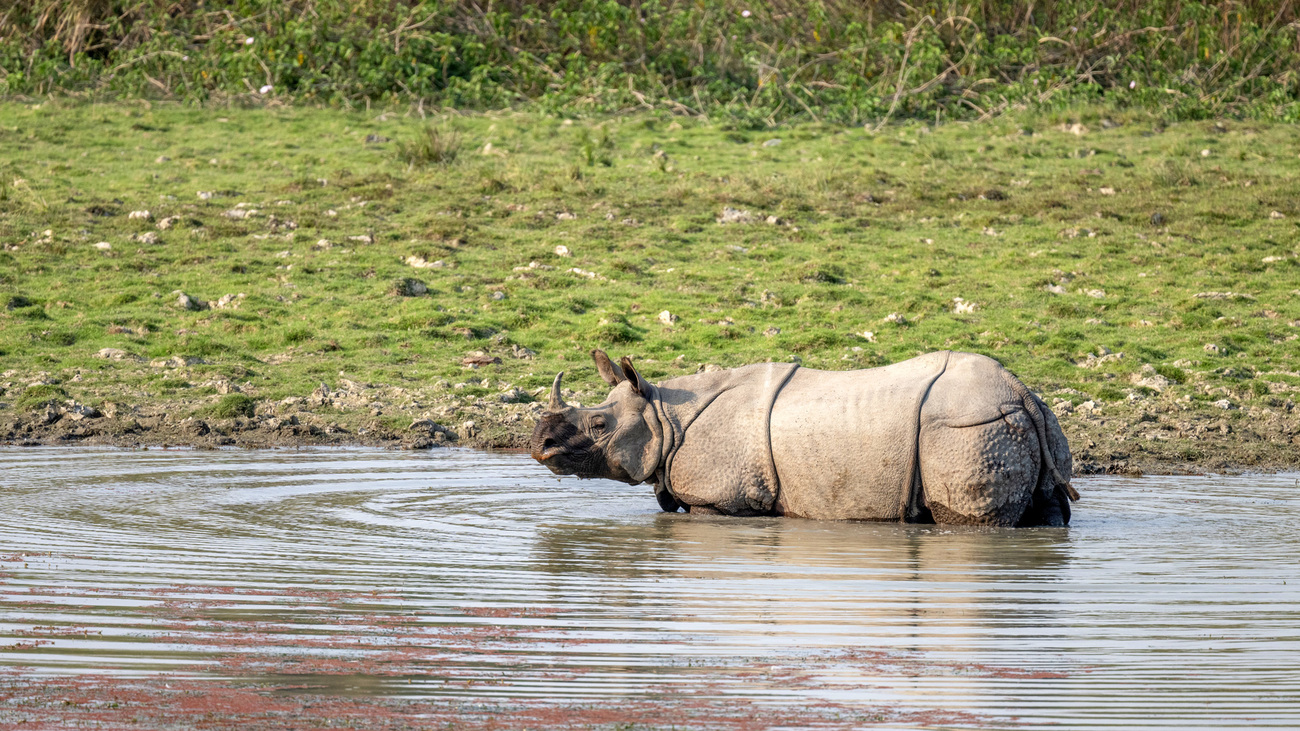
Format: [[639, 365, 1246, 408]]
[[1, 447, 1298, 729]]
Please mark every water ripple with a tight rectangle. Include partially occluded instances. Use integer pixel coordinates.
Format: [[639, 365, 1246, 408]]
[[1, 447, 1298, 728]]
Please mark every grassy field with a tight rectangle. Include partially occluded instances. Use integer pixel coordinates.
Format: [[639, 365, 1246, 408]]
[[1, 100, 1298, 469]]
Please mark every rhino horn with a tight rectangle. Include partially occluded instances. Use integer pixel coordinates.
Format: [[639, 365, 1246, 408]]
[[548, 371, 568, 411]]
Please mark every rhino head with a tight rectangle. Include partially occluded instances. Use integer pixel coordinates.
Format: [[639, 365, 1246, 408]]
[[530, 349, 661, 485]]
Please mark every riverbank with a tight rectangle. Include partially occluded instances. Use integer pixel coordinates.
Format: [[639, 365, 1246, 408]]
[[0, 102, 1297, 474]]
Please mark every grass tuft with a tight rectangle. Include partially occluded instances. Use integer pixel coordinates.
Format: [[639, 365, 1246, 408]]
[[396, 127, 461, 169], [16, 384, 68, 410], [209, 394, 256, 419]]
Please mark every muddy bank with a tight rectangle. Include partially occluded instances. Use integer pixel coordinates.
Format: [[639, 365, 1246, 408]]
[[0, 386, 1296, 475]]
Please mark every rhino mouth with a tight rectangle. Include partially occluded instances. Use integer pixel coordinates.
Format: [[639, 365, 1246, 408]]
[[530, 413, 602, 476]]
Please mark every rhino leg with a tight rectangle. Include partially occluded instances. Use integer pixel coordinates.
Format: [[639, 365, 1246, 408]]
[[919, 409, 1040, 526]]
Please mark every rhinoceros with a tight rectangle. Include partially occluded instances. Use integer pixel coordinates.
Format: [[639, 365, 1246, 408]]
[[530, 349, 1078, 526]]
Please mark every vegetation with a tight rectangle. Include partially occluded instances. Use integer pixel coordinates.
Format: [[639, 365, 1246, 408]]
[[0, 101, 1296, 467], [209, 393, 257, 418], [1, 1, 1298, 124]]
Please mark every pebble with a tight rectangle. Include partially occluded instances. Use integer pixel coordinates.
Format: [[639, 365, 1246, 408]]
[[762, 138, 782, 147], [176, 293, 209, 311], [658, 310, 678, 325], [717, 206, 754, 224], [554, 245, 572, 257], [128, 210, 151, 220], [93, 242, 112, 251]]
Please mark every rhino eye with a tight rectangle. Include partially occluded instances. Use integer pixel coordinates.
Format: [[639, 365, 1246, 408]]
[[590, 417, 606, 432]]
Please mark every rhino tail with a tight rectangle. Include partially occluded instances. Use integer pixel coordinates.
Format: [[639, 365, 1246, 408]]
[[1004, 371, 1078, 502]]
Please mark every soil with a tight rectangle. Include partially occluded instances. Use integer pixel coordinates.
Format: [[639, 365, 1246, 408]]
[[0, 392, 1297, 475]]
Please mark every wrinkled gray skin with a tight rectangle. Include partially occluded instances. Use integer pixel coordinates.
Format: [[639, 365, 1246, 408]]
[[531, 349, 1078, 526]]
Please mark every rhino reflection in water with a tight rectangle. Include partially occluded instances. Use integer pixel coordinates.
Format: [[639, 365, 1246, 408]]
[[530, 349, 1078, 526]]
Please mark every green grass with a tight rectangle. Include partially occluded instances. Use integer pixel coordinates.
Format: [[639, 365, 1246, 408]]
[[208, 394, 257, 419], [0, 100, 1297, 444]]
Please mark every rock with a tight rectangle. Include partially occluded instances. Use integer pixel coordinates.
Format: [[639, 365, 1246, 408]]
[[150, 355, 206, 368], [499, 387, 530, 404], [462, 420, 478, 437], [716, 206, 754, 224], [392, 278, 428, 297], [1099, 187, 1116, 195], [93, 242, 112, 251], [883, 312, 907, 325], [409, 418, 449, 434], [555, 212, 577, 220], [1270, 211, 1286, 219], [156, 216, 181, 230], [1045, 284, 1066, 294], [490, 291, 507, 301], [133, 231, 160, 245], [155, 155, 171, 163], [39, 405, 61, 425], [128, 210, 152, 221], [1130, 365, 1171, 392], [1078, 351, 1124, 369], [405, 255, 444, 269], [1200, 149, 1211, 157], [554, 245, 572, 257], [859, 330, 877, 342], [1061, 123, 1088, 136], [308, 382, 332, 407], [197, 191, 214, 200], [223, 208, 257, 219], [658, 310, 678, 325], [1085, 289, 1106, 299], [462, 352, 501, 368], [364, 134, 390, 144], [511, 344, 537, 360], [62, 403, 101, 421], [763, 326, 781, 337], [980, 189, 1007, 201], [762, 138, 782, 147], [1212, 398, 1235, 410], [214, 293, 244, 309], [952, 298, 977, 314], [348, 234, 373, 244], [1193, 291, 1255, 301], [177, 293, 209, 311], [1203, 343, 1221, 354], [95, 348, 138, 361], [1150, 212, 1165, 225]]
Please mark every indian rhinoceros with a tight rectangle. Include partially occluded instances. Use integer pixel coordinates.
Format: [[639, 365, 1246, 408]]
[[530, 349, 1078, 526]]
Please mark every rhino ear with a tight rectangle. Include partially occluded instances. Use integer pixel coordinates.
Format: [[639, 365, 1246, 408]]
[[619, 356, 653, 399], [591, 349, 626, 386]]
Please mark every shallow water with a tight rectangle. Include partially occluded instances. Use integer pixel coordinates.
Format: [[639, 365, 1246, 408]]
[[1, 448, 1298, 729]]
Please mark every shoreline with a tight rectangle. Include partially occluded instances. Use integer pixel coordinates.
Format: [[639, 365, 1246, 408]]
[[3, 394, 1296, 477]]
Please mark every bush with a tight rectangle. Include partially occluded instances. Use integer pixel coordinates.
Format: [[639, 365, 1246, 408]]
[[1, 1, 1298, 124], [210, 393, 256, 418]]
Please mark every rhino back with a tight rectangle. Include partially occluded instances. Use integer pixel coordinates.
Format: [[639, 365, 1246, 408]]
[[769, 352, 950, 520]]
